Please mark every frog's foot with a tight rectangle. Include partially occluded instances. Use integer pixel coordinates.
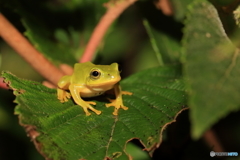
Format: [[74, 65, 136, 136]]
[[122, 91, 133, 95], [86, 101, 96, 105], [82, 101, 101, 116], [57, 90, 71, 103], [106, 98, 128, 115]]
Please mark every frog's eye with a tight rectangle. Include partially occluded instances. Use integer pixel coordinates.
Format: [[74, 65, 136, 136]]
[[90, 69, 101, 79]]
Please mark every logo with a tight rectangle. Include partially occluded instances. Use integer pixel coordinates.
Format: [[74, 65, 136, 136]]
[[210, 151, 215, 157], [210, 151, 238, 157]]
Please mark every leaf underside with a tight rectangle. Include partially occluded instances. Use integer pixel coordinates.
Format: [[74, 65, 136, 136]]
[[2, 65, 187, 160], [183, 1, 240, 138]]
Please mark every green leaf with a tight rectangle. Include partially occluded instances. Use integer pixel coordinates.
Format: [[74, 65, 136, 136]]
[[2, 65, 187, 160], [22, 16, 77, 66], [125, 142, 150, 160], [169, 0, 194, 21], [143, 19, 181, 65], [8, 0, 86, 65], [9, 0, 110, 66], [183, 0, 240, 139]]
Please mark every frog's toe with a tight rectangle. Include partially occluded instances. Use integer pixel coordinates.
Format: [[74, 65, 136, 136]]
[[58, 96, 66, 103], [62, 97, 69, 102], [105, 102, 113, 108], [106, 98, 114, 104], [88, 106, 101, 115], [85, 112, 91, 116], [86, 101, 96, 105], [106, 100, 128, 115], [121, 106, 128, 110], [94, 110, 102, 115], [58, 92, 71, 103], [113, 110, 118, 116], [66, 92, 71, 98], [112, 105, 128, 115], [81, 103, 101, 115], [122, 91, 133, 95]]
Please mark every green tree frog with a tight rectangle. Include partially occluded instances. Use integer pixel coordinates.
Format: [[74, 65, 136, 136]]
[[57, 62, 132, 116]]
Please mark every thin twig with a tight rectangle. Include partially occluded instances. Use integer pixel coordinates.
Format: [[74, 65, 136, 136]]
[[203, 129, 224, 152], [143, 19, 164, 66], [0, 13, 64, 85], [80, 0, 138, 63]]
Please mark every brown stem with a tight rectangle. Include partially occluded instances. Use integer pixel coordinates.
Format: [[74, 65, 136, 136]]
[[59, 64, 74, 75], [154, 0, 173, 16], [203, 129, 224, 152], [0, 14, 64, 85], [80, 0, 138, 63], [0, 77, 8, 89]]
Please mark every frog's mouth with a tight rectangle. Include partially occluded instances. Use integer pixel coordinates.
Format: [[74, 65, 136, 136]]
[[88, 76, 121, 88]]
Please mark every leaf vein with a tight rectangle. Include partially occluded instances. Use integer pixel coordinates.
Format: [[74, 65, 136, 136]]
[[130, 94, 173, 120], [105, 116, 118, 156]]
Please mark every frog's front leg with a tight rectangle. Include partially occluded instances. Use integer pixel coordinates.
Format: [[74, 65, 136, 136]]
[[106, 83, 132, 115], [69, 84, 102, 116], [57, 75, 72, 102], [57, 88, 71, 102]]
